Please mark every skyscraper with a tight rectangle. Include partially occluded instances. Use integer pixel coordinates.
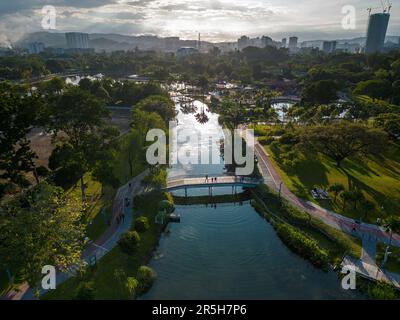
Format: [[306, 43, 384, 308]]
[[288, 37, 298, 50], [365, 13, 390, 54], [65, 32, 90, 49], [281, 38, 287, 48], [322, 41, 337, 54]]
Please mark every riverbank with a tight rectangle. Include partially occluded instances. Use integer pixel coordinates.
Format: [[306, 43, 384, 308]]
[[44, 186, 169, 299]]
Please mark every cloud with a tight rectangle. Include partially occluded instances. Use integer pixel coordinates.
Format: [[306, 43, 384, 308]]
[[0, 0, 399, 43]]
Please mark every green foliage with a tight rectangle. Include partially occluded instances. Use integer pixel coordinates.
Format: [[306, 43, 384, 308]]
[[126, 277, 139, 299], [275, 223, 330, 269], [0, 82, 42, 188], [135, 216, 150, 233], [0, 182, 86, 292], [136, 266, 156, 295], [118, 231, 141, 255], [353, 79, 392, 100], [299, 122, 388, 167], [368, 282, 398, 300], [136, 95, 176, 123], [74, 282, 96, 300]]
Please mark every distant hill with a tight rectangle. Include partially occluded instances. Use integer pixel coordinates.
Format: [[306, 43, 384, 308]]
[[14, 31, 400, 52]]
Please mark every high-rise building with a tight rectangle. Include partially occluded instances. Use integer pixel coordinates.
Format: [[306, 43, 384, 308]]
[[288, 37, 298, 50], [261, 36, 273, 47], [365, 13, 390, 54], [28, 42, 45, 54], [238, 36, 250, 51], [322, 41, 337, 54], [65, 32, 90, 49], [281, 38, 287, 48]]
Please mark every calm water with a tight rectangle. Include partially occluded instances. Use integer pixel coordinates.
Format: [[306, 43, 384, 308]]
[[143, 97, 364, 300]]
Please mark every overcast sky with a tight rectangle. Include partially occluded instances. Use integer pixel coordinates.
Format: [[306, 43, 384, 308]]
[[0, 0, 399, 45]]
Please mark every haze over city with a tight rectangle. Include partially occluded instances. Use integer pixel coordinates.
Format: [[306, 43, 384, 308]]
[[0, 0, 399, 45]]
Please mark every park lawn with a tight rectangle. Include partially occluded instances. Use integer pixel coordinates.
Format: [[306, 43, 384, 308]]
[[44, 191, 164, 300], [264, 142, 400, 223], [252, 185, 362, 265], [376, 243, 400, 274]]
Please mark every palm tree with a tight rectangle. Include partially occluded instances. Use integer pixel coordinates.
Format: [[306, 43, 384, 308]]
[[340, 190, 353, 211], [351, 190, 365, 210], [328, 183, 345, 202], [360, 199, 375, 220]]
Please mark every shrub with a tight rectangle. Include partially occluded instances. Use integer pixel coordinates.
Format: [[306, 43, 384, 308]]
[[258, 136, 273, 145], [135, 216, 150, 233], [118, 231, 141, 254], [369, 281, 398, 300], [126, 277, 139, 299], [275, 223, 329, 269], [159, 199, 175, 213], [75, 282, 95, 300], [136, 266, 156, 295]]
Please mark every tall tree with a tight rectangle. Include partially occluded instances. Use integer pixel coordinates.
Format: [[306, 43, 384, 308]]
[[0, 82, 43, 189], [0, 182, 86, 298], [299, 122, 388, 167], [47, 87, 119, 202]]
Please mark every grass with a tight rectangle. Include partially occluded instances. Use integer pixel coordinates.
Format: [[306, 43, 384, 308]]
[[376, 243, 400, 274], [264, 141, 400, 223], [44, 190, 165, 300], [252, 184, 362, 265]]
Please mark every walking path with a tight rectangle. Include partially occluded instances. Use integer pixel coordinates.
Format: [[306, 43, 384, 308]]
[[241, 127, 400, 287], [247, 130, 400, 247], [166, 176, 262, 191], [2, 170, 149, 300]]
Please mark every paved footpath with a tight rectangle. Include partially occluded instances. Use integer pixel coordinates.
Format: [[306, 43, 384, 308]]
[[242, 128, 400, 248], [245, 129, 400, 287], [2, 169, 149, 300]]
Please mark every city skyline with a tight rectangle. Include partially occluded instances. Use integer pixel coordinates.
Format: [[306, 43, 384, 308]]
[[0, 0, 399, 46]]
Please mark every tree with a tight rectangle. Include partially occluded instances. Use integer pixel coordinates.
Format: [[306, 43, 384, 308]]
[[0, 182, 86, 297], [353, 79, 392, 100], [0, 82, 42, 188], [340, 190, 353, 211], [136, 266, 156, 295], [301, 80, 339, 105], [328, 183, 345, 202], [47, 87, 119, 202], [374, 113, 400, 140], [255, 88, 280, 119], [126, 277, 139, 299], [218, 97, 247, 130], [360, 199, 375, 220], [136, 95, 176, 124], [118, 231, 141, 255], [299, 122, 388, 167]]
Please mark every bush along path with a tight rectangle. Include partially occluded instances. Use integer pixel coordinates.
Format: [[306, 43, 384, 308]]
[[4, 169, 149, 300], [241, 127, 400, 247]]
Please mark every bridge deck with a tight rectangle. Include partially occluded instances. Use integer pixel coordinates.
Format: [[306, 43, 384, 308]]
[[166, 176, 262, 191]]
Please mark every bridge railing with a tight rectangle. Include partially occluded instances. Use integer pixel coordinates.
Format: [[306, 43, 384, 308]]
[[167, 174, 264, 185]]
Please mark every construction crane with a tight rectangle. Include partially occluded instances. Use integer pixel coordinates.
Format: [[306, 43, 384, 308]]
[[367, 1, 392, 15]]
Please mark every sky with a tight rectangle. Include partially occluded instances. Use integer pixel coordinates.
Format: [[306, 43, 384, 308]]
[[0, 0, 399, 45]]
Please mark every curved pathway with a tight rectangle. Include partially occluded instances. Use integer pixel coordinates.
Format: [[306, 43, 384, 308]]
[[246, 129, 400, 247], [2, 169, 149, 300]]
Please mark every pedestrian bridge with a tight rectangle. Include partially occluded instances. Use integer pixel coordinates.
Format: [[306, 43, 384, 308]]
[[166, 175, 263, 195]]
